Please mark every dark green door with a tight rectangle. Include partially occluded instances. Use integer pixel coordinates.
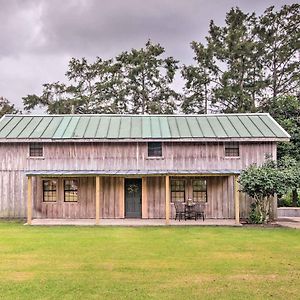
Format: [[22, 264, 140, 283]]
[[125, 178, 142, 218]]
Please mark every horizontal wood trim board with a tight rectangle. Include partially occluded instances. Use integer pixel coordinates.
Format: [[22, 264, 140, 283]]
[[0, 138, 289, 143], [27, 174, 238, 178]]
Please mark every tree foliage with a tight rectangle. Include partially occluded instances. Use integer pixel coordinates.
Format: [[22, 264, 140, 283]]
[[239, 159, 300, 223], [257, 4, 300, 103], [116, 41, 179, 114], [0, 97, 20, 117], [182, 4, 300, 114], [23, 41, 179, 114], [267, 95, 300, 161]]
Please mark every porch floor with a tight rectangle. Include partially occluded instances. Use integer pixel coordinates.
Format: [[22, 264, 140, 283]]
[[29, 218, 241, 226]]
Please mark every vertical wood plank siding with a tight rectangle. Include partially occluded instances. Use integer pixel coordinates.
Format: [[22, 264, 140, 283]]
[[0, 141, 277, 219]]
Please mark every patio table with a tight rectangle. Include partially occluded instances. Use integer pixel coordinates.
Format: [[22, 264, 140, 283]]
[[185, 202, 196, 220]]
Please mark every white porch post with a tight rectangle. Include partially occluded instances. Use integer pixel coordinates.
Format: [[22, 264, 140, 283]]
[[165, 175, 170, 225], [27, 176, 32, 225], [95, 176, 100, 225], [234, 175, 240, 224]]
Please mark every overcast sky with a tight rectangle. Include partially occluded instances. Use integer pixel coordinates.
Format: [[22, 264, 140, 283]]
[[0, 0, 296, 110]]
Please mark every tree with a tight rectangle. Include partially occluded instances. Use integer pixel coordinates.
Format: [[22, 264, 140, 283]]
[[116, 40, 179, 114], [267, 95, 300, 160], [239, 160, 289, 223], [208, 8, 265, 113], [278, 157, 300, 206], [267, 95, 300, 205], [183, 8, 266, 113], [257, 4, 300, 103], [23, 58, 125, 114], [23, 41, 179, 114], [240, 158, 300, 223], [181, 42, 216, 114], [0, 97, 20, 117], [183, 4, 299, 114]]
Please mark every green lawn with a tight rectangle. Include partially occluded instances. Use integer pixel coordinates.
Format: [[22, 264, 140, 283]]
[[0, 222, 299, 300]]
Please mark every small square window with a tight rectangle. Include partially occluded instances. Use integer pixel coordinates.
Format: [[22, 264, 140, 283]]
[[29, 143, 43, 157], [148, 142, 162, 157], [43, 180, 57, 202], [64, 179, 78, 202], [225, 142, 239, 157]]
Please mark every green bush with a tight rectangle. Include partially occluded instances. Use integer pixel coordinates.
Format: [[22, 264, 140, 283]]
[[278, 191, 300, 207], [249, 203, 265, 224]]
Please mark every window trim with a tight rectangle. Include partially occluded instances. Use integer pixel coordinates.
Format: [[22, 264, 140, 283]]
[[224, 142, 240, 157], [29, 143, 44, 158], [42, 179, 58, 203], [147, 142, 163, 158], [192, 179, 207, 203], [64, 179, 79, 203]]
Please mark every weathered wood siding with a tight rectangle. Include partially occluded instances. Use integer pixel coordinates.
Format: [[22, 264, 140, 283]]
[[33, 177, 95, 219], [0, 141, 276, 171], [31, 177, 125, 219], [0, 141, 277, 218]]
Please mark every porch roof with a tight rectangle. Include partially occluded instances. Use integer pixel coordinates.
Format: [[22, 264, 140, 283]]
[[25, 169, 241, 177]]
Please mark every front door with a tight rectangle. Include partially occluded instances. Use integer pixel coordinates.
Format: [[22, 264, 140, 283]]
[[125, 178, 142, 218]]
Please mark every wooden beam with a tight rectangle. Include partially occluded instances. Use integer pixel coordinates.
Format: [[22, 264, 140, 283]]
[[165, 175, 170, 225], [119, 178, 125, 218], [27, 176, 32, 225], [142, 177, 148, 218], [234, 175, 240, 224], [95, 176, 100, 225]]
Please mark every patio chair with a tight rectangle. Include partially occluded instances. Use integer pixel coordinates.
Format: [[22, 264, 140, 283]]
[[174, 202, 186, 221], [194, 202, 206, 221]]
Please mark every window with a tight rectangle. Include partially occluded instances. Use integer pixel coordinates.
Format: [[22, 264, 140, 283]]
[[43, 180, 57, 202], [192, 179, 207, 202], [29, 143, 43, 157], [225, 142, 239, 157], [171, 179, 185, 202], [148, 142, 162, 157], [64, 179, 78, 202]]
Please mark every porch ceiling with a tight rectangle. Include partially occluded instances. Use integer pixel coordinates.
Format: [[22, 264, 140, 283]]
[[25, 169, 241, 177]]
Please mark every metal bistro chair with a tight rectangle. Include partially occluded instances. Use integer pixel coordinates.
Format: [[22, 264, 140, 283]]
[[174, 201, 186, 221], [194, 202, 206, 221]]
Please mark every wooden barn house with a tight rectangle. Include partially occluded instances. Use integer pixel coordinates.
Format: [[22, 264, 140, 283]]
[[0, 113, 290, 225]]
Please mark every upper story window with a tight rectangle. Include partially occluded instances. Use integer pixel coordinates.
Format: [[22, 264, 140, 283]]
[[148, 142, 162, 157], [64, 179, 78, 202], [225, 142, 239, 157], [43, 180, 57, 202], [29, 143, 43, 157]]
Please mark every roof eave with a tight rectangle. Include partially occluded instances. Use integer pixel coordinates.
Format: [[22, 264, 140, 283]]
[[0, 137, 290, 143]]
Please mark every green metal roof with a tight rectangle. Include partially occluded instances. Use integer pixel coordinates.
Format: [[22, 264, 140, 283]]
[[0, 113, 290, 141]]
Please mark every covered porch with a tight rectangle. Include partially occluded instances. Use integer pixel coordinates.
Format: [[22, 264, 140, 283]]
[[25, 170, 241, 225]]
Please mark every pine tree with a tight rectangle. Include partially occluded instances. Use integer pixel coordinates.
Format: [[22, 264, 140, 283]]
[[257, 4, 300, 103], [116, 40, 179, 114]]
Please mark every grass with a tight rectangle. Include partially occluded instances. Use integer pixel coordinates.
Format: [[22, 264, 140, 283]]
[[0, 221, 299, 299]]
